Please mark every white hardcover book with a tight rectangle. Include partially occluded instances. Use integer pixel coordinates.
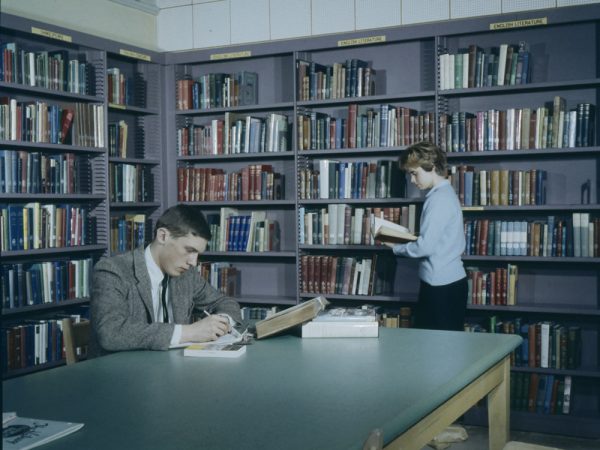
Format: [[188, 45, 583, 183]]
[[540, 322, 550, 368], [302, 320, 379, 338], [318, 160, 329, 199], [462, 53, 469, 89], [328, 204, 338, 245], [572, 213, 581, 257], [568, 110, 577, 147], [337, 204, 346, 244], [562, 375, 572, 414], [497, 44, 508, 86], [298, 207, 305, 244], [589, 222, 595, 258], [353, 208, 364, 244], [448, 54, 455, 89], [580, 212, 590, 257]]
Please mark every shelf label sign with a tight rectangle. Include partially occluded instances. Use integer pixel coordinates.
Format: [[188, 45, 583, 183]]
[[462, 206, 485, 211], [31, 27, 72, 42], [210, 51, 252, 60], [338, 35, 386, 47], [119, 49, 152, 62], [490, 17, 547, 30]]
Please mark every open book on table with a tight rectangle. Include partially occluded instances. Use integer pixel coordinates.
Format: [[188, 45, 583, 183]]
[[371, 216, 417, 244], [255, 295, 330, 339], [2, 413, 84, 450]]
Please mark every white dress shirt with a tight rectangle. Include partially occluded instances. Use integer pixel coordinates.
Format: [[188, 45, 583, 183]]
[[144, 246, 182, 345]]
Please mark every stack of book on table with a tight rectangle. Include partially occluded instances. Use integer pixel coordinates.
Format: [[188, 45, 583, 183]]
[[302, 306, 379, 338]]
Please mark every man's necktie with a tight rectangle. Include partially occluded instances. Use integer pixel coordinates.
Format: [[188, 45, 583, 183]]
[[161, 275, 170, 323]]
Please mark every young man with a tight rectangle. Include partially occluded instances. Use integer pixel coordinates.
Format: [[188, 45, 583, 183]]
[[90, 205, 242, 356], [391, 141, 467, 331]]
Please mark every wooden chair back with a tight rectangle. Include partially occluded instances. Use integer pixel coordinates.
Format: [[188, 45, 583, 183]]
[[62, 318, 91, 365]]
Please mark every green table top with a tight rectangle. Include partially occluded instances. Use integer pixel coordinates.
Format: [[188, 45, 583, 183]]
[[3, 327, 521, 450]]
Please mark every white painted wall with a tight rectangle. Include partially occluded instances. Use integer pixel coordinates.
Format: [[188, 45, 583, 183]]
[[1, 0, 158, 51], [156, 0, 600, 51], [3, 0, 600, 52]]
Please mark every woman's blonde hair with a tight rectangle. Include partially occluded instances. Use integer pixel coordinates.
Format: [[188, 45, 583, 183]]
[[400, 141, 447, 176]]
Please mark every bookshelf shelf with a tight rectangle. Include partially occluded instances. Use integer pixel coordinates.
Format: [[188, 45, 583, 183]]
[[296, 90, 436, 107], [2, 194, 106, 201], [439, 78, 600, 97], [237, 295, 297, 306], [462, 204, 600, 212], [108, 103, 159, 115], [299, 292, 415, 302], [202, 251, 296, 258], [3, 298, 90, 316], [446, 147, 600, 160], [511, 366, 600, 379], [467, 304, 600, 317], [177, 152, 294, 162], [175, 102, 294, 116], [109, 201, 161, 208], [462, 256, 600, 263], [299, 244, 393, 252], [182, 200, 296, 207], [0, 140, 107, 154], [297, 147, 407, 157], [1, 245, 107, 259], [3, 361, 65, 380], [108, 157, 160, 165], [299, 198, 422, 205], [0, 81, 101, 102]]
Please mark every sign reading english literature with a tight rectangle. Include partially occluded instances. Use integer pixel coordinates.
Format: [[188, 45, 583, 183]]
[[119, 49, 152, 62], [210, 50, 252, 61], [490, 17, 547, 31], [31, 27, 72, 42], [338, 35, 386, 47]]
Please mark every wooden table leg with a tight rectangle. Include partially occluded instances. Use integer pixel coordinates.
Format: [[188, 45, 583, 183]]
[[487, 357, 510, 450]]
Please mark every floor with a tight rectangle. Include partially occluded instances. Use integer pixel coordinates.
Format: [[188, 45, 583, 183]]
[[419, 426, 600, 450]]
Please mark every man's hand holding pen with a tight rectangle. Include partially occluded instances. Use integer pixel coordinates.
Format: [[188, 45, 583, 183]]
[[180, 310, 231, 343]]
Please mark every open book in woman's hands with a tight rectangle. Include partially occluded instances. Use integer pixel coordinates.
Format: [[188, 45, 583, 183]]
[[371, 216, 417, 244]]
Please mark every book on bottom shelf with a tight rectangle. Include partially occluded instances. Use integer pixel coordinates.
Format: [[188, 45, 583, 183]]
[[2, 413, 84, 450], [255, 295, 329, 339]]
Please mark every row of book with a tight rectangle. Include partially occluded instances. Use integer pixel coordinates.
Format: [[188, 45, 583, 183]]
[[207, 209, 281, 253], [296, 106, 435, 150], [0, 98, 104, 148], [108, 163, 152, 203], [466, 264, 518, 306], [108, 120, 128, 158], [177, 164, 285, 202], [299, 254, 394, 296], [198, 262, 239, 296], [466, 317, 582, 370], [439, 42, 531, 90], [299, 159, 403, 200], [1, 314, 87, 372], [0, 203, 96, 252], [176, 71, 258, 110], [0, 150, 85, 194], [449, 166, 547, 207], [439, 101, 595, 153], [109, 214, 147, 254], [1, 258, 92, 309], [1, 42, 93, 95], [511, 373, 572, 415], [299, 204, 417, 246], [463, 215, 598, 257], [176, 112, 289, 156], [296, 58, 376, 101], [106, 68, 147, 107]]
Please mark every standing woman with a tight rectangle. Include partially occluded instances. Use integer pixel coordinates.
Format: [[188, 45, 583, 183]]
[[392, 141, 467, 331]]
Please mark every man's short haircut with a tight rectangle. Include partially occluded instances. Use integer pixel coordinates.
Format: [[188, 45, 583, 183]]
[[400, 141, 447, 176], [154, 205, 211, 240]]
